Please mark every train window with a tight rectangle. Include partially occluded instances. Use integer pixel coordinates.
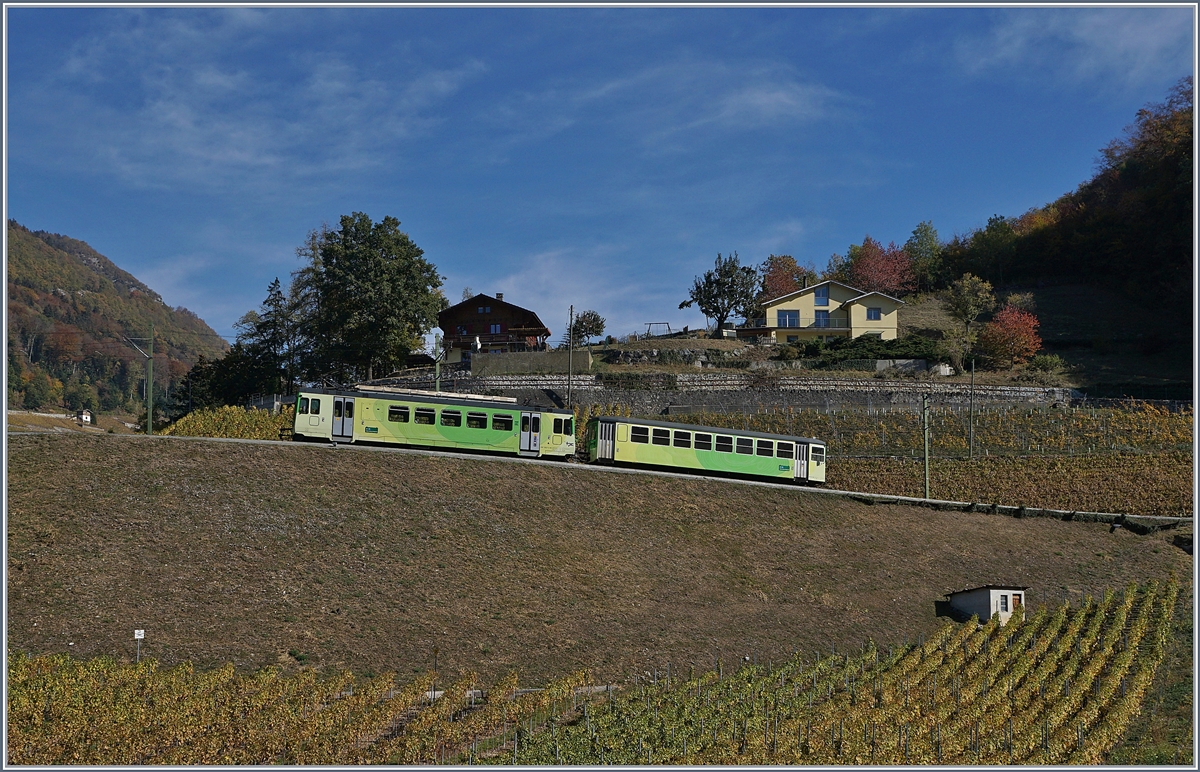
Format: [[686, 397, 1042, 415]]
[[310, 398, 320, 415], [652, 428, 670, 446], [715, 435, 733, 453], [493, 414, 514, 431], [297, 397, 309, 415], [631, 426, 649, 443], [345, 402, 354, 419], [736, 437, 753, 455], [553, 418, 564, 434], [694, 433, 712, 451], [673, 431, 691, 448], [441, 410, 462, 427], [811, 446, 826, 464], [414, 408, 435, 425], [467, 412, 487, 429], [563, 418, 573, 435], [521, 415, 530, 432], [388, 406, 410, 423], [532, 416, 540, 433], [334, 401, 343, 419], [756, 440, 773, 456], [776, 441, 793, 458]]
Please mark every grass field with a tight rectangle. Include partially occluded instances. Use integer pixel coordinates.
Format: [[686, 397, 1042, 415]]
[[7, 433, 1189, 688]]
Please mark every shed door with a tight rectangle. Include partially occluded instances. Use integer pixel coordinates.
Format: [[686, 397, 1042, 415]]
[[519, 412, 540, 455], [794, 443, 809, 480], [333, 397, 355, 440]]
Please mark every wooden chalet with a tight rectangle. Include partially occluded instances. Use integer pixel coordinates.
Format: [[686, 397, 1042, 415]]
[[438, 293, 551, 364]]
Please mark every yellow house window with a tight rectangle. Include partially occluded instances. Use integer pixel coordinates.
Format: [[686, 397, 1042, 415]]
[[867, 307, 882, 321]]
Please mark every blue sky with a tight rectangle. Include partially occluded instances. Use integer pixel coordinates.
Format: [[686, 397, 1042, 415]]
[[5, 6, 1194, 345]]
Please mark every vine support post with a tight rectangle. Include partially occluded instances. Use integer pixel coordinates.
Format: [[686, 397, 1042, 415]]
[[969, 358, 975, 458], [922, 393, 931, 499]]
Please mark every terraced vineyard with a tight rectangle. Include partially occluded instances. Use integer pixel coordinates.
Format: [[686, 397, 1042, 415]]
[[8, 582, 1184, 765], [508, 581, 1182, 765], [663, 401, 1193, 458]]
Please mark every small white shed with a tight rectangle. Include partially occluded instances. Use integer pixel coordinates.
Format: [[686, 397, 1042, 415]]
[[75, 409, 93, 425], [946, 585, 1029, 626]]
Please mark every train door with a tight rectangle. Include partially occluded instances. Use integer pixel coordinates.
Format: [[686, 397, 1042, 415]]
[[519, 411, 540, 456], [794, 443, 809, 481], [333, 397, 355, 441]]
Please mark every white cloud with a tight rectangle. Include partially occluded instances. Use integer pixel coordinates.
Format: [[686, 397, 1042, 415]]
[[954, 8, 1193, 90], [17, 10, 485, 193], [480, 57, 849, 157]]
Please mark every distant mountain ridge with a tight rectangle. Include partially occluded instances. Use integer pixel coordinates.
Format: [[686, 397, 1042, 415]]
[[7, 219, 228, 414]]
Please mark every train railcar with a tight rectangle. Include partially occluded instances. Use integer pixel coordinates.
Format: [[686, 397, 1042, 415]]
[[292, 387, 576, 459], [584, 416, 826, 484]]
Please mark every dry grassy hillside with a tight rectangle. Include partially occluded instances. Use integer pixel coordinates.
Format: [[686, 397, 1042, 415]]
[[7, 434, 1189, 685]]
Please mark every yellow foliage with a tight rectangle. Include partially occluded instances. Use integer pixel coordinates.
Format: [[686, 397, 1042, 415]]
[[164, 405, 294, 440]]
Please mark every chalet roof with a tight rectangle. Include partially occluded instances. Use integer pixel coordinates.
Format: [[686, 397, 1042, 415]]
[[761, 280, 864, 307], [438, 293, 551, 336], [845, 290, 905, 306], [946, 584, 1030, 599]]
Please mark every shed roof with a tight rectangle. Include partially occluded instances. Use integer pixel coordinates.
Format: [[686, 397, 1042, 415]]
[[946, 584, 1030, 599]]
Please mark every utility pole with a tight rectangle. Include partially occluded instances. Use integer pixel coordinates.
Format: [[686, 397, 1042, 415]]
[[567, 305, 574, 408], [125, 324, 154, 435], [968, 358, 976, 459], [922, 393, 931, 499], [434, 333, 442, 392]]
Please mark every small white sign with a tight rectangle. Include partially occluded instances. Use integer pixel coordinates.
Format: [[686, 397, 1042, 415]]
[[134, 629, 145, 639]]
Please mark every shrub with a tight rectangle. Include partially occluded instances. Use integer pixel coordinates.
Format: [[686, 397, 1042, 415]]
[[1027, 353, 1066, 372]]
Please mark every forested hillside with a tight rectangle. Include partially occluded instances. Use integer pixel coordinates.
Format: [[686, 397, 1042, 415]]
[[7, 220, 228, 415], [937, 77, 1192, 312]]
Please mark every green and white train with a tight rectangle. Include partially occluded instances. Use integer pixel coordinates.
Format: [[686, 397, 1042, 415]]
[[291, 387, 577, 459], [289, 386, 826, 484], [583, 416, 826, 484]]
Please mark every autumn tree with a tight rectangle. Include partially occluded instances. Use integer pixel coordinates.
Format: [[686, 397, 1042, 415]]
[[847, 236, 915, 296], [978, 304, 1042, 369], [679, 252, 758, 332], [758, 254, 818, 301]]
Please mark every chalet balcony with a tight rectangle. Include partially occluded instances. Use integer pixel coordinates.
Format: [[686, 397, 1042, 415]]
[[742, 317, 851, 330]]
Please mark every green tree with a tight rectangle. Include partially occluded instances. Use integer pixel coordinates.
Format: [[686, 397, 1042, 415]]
[[62, 378, 98, 412], [679, 252, 759, 332], [904, 221, 943, 292], [970, 215, 1017, 286], [570, 310, 606, 348], [312, 213, 446, 382], [945, 273, 996, 338], [22, 371, 53, 410]]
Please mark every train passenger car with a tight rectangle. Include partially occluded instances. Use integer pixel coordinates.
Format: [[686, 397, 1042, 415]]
[[584, 416, 826, 484], [292, 387, 576, 459]]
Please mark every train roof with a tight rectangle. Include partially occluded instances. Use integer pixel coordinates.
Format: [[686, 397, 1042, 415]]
[[298, 387, 572, 414], [589, 415, 824, 445]]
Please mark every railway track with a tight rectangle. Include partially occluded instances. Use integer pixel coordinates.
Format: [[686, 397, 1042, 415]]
[[10, 429, 1191, 533]]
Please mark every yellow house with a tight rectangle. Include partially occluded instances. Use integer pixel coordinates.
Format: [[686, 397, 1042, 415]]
[[742, 280, 904, 343]]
